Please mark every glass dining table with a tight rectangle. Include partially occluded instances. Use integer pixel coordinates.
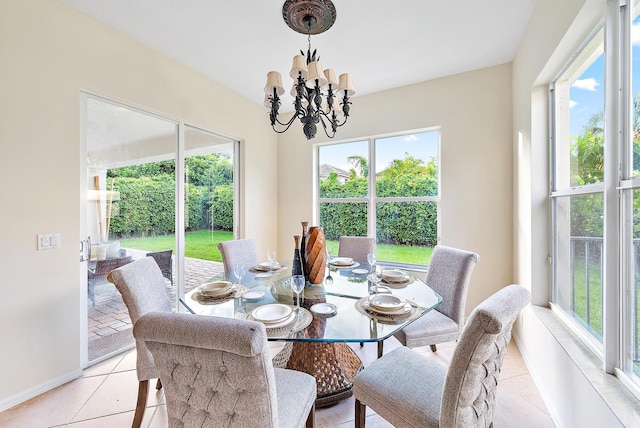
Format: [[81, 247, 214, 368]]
[[180, 261, 443, 406]]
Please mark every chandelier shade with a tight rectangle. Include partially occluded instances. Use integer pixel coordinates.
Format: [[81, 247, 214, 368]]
[[264, 0, 354, 140]]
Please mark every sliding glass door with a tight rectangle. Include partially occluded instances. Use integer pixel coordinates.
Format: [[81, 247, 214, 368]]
[[82, 94, 237, 365]]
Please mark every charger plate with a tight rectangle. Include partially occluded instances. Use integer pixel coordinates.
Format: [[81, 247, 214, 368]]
[[191, 285, 248, 304], [355, 296, 421, 324]]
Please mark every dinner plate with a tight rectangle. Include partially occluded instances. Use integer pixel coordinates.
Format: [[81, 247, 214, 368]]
[[368, 294, 405, 311], [372, 285, 392, 294], [198, 281, 233, 296], [352, 268, 368, 275], [257, 310, 297, 329], [257, 261, 281, 271], [255, 272, 270, 278], [382, 269, 408, 282], [310, 303, 337, 315], [331, 257, 353, 266], [251, 304, 293, 323], [366, 302, 413, 316], [243, 290, 265, 301]]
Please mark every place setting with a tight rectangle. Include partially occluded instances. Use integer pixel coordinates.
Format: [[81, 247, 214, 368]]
[[192, 280, 248, 304], [244, 303, 312, 337], [329, 256, 360, 269], [355, 293, 420, 324], [251, 250, 287, 277], [379, 268, 414, 288]]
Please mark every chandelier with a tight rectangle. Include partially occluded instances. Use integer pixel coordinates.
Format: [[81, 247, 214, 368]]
[[264, 0, 355, 140]]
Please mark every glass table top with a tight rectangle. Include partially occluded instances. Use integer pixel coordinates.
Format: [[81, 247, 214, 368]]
[[180, 262, 442, 343]]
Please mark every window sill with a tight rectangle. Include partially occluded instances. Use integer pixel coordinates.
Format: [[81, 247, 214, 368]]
[[530, 305, 640, 426]]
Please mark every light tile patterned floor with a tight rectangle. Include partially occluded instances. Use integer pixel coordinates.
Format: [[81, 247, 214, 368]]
[[0, 338, 554, 427]]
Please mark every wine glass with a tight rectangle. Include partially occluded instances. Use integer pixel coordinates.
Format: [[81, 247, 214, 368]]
[[291, 275, 305, 310], [367, 252, 377, 273], [369, 265, 384, 295], [325, 247, 334, 285], [267, 250, 277, 271], [233, 264, 247, 286]]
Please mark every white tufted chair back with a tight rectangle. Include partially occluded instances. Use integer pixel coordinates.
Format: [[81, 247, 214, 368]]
[[107, 257, 172, 381], [217, 239, 258, 280], [134, 311, 316, 428], [439, 284, 530, 427], [337, 236, 375, 263], [353, 284, 530, 428]]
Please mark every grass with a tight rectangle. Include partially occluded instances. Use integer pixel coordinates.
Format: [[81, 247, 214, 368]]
[[121, 229, 233, 261], [121, 231, 433, 265]]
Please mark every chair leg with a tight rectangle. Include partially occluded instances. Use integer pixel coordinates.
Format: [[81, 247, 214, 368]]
[[156, 379, 162, 390], [305, 403, 315, 428], [133, 380, 149, 428], [430, 344, 437, 352], [377, 341, 384, 359], [355, 399, 366, 428]]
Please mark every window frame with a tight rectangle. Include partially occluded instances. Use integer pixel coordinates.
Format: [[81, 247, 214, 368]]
[[549, 0, 640, 399], [315, 128, 441, 269]]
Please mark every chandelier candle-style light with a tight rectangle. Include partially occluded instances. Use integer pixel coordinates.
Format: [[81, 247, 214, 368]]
[[264, 0, 355, 140]]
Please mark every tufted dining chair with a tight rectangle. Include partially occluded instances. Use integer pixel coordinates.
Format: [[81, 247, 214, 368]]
[[337, 236, 375, 263], [393, 245, 479, 354], [217, 239, 258, 280], [353, 284, 531, 428], [134, 311, 317, 428], [107, 257, 172, 428]]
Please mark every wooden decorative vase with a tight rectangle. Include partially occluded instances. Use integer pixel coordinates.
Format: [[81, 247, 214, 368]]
[[303, 226, 327, 285]]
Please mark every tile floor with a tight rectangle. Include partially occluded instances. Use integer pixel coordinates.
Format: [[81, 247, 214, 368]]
[[0, 337, 554, 427]]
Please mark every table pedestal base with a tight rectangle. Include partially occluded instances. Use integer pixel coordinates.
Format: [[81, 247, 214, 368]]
[[273, 342, 364, 407]]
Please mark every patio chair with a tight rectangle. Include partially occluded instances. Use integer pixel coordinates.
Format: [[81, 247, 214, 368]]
[[217, 238, 258, 279], [337, 236, 375, 263], [87, 254, 132, 307], [133, 311, 316, 428], [146, 249, 173, 285], [353, 284, 531, 428], [106, 257, 172, 428]]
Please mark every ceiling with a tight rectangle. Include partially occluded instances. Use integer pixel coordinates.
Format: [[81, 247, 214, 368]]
[[62, 0, 537, 108]]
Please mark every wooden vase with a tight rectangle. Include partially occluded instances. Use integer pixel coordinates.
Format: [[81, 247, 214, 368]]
[[303, 226, 327, 284]]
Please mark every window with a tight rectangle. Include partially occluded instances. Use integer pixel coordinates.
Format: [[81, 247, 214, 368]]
[[317, 130, 439, 265], [550, 0, 640, 395]]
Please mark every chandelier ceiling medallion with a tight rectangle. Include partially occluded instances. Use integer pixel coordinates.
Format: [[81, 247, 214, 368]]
[[264, 0, 354, 140]]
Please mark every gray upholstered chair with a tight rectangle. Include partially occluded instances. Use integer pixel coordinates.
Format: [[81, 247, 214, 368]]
[[133, 311, 317, 428], [106, 257, 172, 428], [337, 236, 375, 263], [217, 238, 258, 280], [353, 284, 531, 428], [393, 245, 479, 353]]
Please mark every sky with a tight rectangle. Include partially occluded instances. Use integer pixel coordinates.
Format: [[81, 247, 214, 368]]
[[318, 130, 439, 174], [569, 20, 640, 136]]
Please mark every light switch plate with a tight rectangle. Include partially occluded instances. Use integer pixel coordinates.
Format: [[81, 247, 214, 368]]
[[38, 233, 60, 250]]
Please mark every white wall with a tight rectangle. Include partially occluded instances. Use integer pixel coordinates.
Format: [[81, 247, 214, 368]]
[[512, 0, 631, 425], [0, 0, 278, 408], [277, 63, 515, 315]]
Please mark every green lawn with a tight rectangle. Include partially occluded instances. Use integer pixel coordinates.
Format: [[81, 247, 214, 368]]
[[122, 231, 433, 265], [121, 229, 233, 261]]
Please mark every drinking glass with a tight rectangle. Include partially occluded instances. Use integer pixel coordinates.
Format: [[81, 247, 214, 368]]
[[291, 275, 305, 309], [369, 265, 383, 295], [267, 250, 277, 270], [367, 252, 376, 273], [233, 264, 247, 286], [325, 247, 334, 285]]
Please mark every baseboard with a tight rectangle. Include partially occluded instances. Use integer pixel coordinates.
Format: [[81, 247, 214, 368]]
[[0, 368, 83, 413], [511, 329, 565, 428]]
